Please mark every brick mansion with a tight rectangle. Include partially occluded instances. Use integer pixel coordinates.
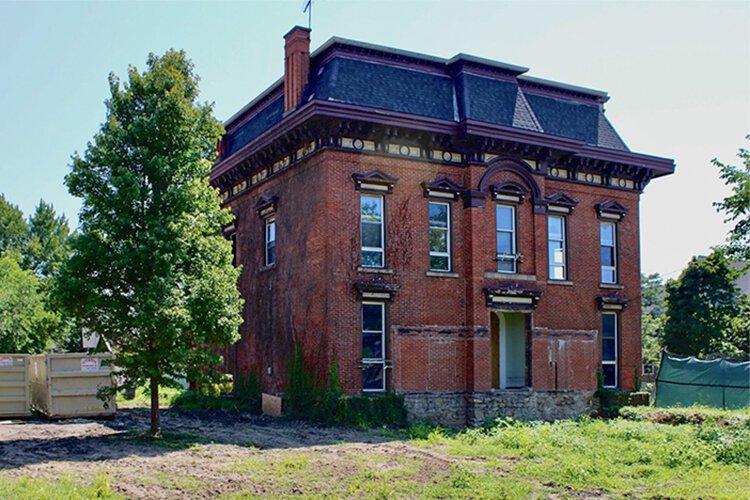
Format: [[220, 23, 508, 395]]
[[210, 27, 675, 425]]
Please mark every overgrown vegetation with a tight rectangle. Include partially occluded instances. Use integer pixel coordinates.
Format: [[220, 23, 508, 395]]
[[118, 372, 261, 413], [714, 135, 750, 261], [408, 416, 750, 498], [285, 345, 407, 427], [619, 404, 750, 426]]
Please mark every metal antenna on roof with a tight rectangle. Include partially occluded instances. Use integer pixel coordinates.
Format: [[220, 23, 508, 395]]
[[303, 0, 313, 29]]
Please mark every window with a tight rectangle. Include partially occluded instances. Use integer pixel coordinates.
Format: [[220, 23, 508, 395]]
[[230, 233, 238, 268], [548, 215, 566, 280], [362, 302, 385, 392], [265, 218, 276, 266], [600, 222, 617, 284], [360, 195, 384, 268], [428, 202, 451, 271], [496, 204, 516, 273], [601, 313, 618, 388]]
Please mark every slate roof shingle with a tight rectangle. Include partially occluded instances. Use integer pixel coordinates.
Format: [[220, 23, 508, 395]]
[[223, 39, 633, 158]]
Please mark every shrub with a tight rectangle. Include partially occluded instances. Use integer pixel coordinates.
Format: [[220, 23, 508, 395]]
[[234, 370, 261, 413], [284, 345, 407, 427]]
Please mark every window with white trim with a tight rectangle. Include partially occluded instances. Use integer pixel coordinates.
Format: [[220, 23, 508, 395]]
[[265, 218, 276, 266], [362, 302, 385, 392], [548, 215, 566, 280], [360, 195, 384, 268], [230, 232, 238, 268], [428, 201, 451, 271], [600, 222, 617, 284], [601, 312, 618, 388], [496, 204, 517, 273]]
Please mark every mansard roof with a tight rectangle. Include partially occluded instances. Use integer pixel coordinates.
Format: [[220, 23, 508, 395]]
[[214, 35, 674, 188], [222, 37, 633, 158]]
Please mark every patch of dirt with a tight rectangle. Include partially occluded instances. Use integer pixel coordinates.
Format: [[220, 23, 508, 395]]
[[0, 409, 453, 498]]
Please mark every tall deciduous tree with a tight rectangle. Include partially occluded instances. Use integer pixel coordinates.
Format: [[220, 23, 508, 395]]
[[0, 255, 59, 353], [714, 136, 750, 260], [663, 250, 746, 358], [641, 273, 666, 365], [0, 194, 28, 256], [58, 50, 243, 437], [23, 200, 71, 279]]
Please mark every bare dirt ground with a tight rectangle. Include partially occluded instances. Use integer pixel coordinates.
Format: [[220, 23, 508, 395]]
[[0, 409, 459, 499]]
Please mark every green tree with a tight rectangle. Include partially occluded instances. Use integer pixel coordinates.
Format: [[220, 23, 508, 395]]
[[663, 250, 746, 358], [23, 200, 71, 279], [58, 50, 243, 437], [0, 255, 59, 353], [0, 194, 28, 256], [641, 273, 666, 365], [714, 136, 750, 261]]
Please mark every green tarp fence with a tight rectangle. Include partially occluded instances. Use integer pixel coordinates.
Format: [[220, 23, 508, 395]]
[[655, 351, 750, 409]]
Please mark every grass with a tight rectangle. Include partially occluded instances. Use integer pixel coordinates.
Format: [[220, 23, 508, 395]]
[[619, 404, 750, 426], [0, 471, 121, 499], [116, 385, 184, 409], [409, 416, 750, 499], [4, 409, 750, 498]]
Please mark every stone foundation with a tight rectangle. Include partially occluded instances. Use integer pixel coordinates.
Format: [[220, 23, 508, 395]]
[[403, 389, 599, 428]]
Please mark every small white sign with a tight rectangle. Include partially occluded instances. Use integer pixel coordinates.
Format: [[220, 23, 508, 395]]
[[81, 358, 100, 372], [0, 357, 13, 368]]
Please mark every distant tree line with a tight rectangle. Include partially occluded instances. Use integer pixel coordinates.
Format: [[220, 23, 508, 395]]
[[0, 196, 76, 352], [643, 136, 750, 362]]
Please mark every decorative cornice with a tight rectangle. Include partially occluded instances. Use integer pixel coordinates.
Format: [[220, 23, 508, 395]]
[[354, 276, 400, 301], [596, 200, 629, 220], [255, 194, 278, 218], [422, 177, 465, 201], [545, 193, 579, 214], [491, 181, 527, 204], [597, 293, 629, 311], [352, 169, 399, 193], [484, 283, 542, 310], [211, 100, 675, 185]]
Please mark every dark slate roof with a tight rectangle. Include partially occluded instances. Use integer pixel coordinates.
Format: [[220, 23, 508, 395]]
[[523, 93, 600, 145], [223, 37, 633, 158], [226, 96, 284, 156], [309, 57, 455, 121], [457, 73, 518, 126]]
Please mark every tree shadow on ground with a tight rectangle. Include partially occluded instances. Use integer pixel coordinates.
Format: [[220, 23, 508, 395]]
[[0, 408, 402, 471]]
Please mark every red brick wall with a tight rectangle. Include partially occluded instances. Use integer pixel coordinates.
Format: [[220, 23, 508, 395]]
[[222, 148, 642, 395]]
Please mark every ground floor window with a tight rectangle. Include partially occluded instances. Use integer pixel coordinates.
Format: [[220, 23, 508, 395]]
[[602, 312, 618, 388], [362, 302, 385, 392]]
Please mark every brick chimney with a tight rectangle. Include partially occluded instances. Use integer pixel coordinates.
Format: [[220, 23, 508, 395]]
[[283, 26, 311, 113]]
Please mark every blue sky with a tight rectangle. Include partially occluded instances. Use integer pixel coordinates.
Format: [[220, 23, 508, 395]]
[[0, 1, 747, 277]]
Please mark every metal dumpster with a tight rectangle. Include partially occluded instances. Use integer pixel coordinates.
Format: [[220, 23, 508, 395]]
[[0, 354, 31, 418], [30, 353, 116, 418]]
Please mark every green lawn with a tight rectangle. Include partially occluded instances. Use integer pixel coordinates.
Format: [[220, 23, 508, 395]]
[[1, 408, 748, 499]]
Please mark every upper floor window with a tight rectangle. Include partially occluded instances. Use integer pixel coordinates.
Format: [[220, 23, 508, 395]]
[[601, 312, 618, 388], [230, 233, 238, 268], [600, 222, 617, 284], [548, 215, 567, 280], [360, 195, 384, 268], [496, 204, 517, 273], [265, 218, 276, 266], [428, 201, 451, 271]]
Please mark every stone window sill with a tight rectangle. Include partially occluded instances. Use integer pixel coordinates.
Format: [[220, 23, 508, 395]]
[[484, 272, 536, 281], [547, 280, 574, 286], [357, 266, 394, 275], [260, 263, 277, 273], [426, 271, 460, 278], [600, 283, 624, 289]]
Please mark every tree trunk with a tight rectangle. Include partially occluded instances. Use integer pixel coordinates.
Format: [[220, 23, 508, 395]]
[[150, 376, 161, 438]]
